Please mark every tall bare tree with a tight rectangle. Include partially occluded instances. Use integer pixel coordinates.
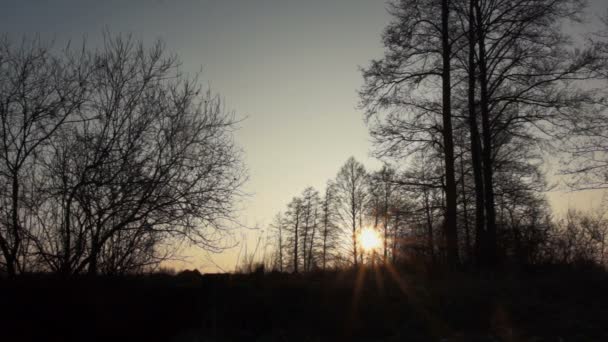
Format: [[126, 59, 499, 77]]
[[468, 0, 600, 266], [360, 0, 461, 266], [335, 157, 367, 267]]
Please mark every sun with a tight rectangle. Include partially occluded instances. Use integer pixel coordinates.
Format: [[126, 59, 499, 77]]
[[359, 227, 381, 252]]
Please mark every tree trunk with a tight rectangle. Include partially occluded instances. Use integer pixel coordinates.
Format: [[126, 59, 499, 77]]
[[88, 236, 99, 275], [468, 0, 486, 268], [294, 216, 299, 273], [383, 186, 389, 264], [460, 153, 472, 261], [322, 225, 328, 271], [307, 209, 317, 271], [352, 200, 358, 267], [475, 0, 498, 267], [441, 0, 459, 267], [424, 189, 435, 263], [322, 205, 329, 271], [278, 222, 283, 272], [392, 210, 399, 263], [61, 194, 74, 275], [0, 234, 13, 276], [302, 218, 309, 272], [6, 174, 21, 276]]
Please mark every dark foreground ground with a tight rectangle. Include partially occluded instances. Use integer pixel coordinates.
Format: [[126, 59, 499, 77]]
[[1, 264, 607, 341]]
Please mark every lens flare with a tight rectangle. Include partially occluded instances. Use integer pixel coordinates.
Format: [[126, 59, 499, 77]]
[[359, 227, 381, 252]]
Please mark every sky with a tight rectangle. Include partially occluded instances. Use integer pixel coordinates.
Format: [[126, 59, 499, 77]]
[[1, 0, 607, 272]]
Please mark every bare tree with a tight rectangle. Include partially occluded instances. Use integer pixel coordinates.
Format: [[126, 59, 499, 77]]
[[335, 157, 367, 267], [269, 212, 286, 272], [362, 0, 602, 269], [0, 37, 89, 275], [0, 34, 246, 275], [320, 181, 340, 270], [285, 196, 304, 273], [469, 0, 600, 266], [360, 0, 462, 266], [299, 187, 320, 272], [369, 165, 397, 263], [549, 209, 608, 266]]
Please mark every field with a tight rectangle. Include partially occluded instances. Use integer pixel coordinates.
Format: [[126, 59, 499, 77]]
[[1, 264, 607, 341]]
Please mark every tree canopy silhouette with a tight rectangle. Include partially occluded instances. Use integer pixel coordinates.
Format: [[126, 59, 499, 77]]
[[0, 34, 246, 275]]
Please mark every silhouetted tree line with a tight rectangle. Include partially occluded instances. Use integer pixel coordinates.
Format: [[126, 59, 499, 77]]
[[0, 34, 246, 276], [267, 0, 608, 271]]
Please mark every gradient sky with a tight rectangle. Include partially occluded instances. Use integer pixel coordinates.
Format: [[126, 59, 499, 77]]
[[1, 0, 607, 272]]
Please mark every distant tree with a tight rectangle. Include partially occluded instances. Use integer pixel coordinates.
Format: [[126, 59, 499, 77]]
[[335, 157, 368, 267], [369, 165, 397, 263], [401, 154, 446, 262], [270, 213, 286, 272], [285, 196, 304, 273], [299, 187, 320, 272], [550, 209, 608, 266], [388, 186, 412, 263], [320, 181, 340, 270]]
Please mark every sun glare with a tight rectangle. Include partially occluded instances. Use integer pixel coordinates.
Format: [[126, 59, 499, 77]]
[[359, 227, 381, 252]]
